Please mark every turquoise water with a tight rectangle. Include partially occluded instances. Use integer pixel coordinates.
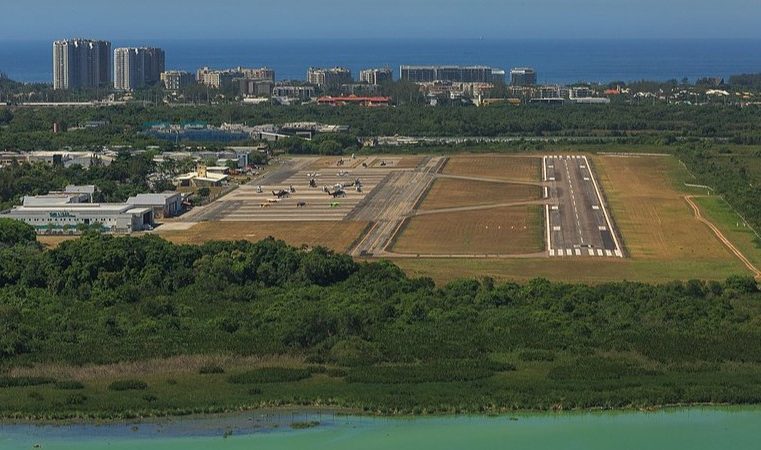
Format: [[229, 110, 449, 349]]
[[1, 408, 759, 449]]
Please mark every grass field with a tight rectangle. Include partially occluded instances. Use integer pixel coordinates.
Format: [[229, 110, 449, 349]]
[[391, 205, 544, 255], [418, 178, 541, 210], [159, 221, 368, 252], [594, 155, 732, 261], [692, 195, 761, 269], [442, 155, 541, 182]]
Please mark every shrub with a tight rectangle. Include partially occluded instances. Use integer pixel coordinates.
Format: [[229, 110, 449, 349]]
[[547, 356, 658, 381], [519, 350, 556, 362], [166, 379, 178, 385], [199, 365, 225, 374], [55, 380, 85, 390], [108, 379, 148, 391], [346, 360, 512, 384], [27, 391, 43, 401], [0, 376, 55, 388], [248, 387, 263, 395], [64, 393, 88, 405], [142, 394, 158, 403], [228, 368, 311, 384]]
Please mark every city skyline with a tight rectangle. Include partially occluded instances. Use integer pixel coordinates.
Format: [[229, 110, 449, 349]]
[[1, 0, 760, 40]]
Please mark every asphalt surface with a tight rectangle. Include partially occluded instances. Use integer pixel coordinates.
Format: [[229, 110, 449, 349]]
[[544, 155, 623, 257], [350, 156, 447, 256]]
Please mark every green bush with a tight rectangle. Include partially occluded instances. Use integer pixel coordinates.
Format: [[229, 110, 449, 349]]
[[0, 376, 55, 388], [108, 379, 148, 391], [248, 387, 263, 395], [228, 368, 311, 384], [55, 380, 85, 390], [547, 356, 658, 381], [64, 393, 87, 405], [199, 365, 225, 374], [519, 350, 556, 362], [346, 360, 513, 384]]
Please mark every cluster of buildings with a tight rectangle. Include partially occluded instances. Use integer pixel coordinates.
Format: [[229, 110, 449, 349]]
[[53, 39, 165, 91], [0, 185, 184, 234], [50, 37, 615, 106]]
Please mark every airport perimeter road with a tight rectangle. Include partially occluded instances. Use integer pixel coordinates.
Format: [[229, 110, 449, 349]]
[[350, 156, 448, 257], [544, 155, 623, 257]]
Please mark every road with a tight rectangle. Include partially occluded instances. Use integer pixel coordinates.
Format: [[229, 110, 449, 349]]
[[350, 156, 447, 256], [545, 155, 623, 257]]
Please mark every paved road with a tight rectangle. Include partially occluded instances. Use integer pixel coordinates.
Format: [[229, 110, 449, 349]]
[[545, 155, 623, 257], [350, 156, 447, 256]]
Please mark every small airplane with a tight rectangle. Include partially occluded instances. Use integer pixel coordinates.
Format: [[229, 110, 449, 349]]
[[289, 185, 296, 193], [337, 170, 349, 177], [256, 185, 263, 193], [309, 178, 318, 188], [328, 189, 346, 198], [297, 201, 307, 208], [272, 190, 290, 198], [330, 202, 340, 208]]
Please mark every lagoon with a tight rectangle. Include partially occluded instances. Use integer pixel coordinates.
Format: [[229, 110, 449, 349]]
[[1, 408, 759, 450]]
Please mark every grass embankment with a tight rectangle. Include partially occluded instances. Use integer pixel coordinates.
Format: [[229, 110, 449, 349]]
[[159, 221, 369, 253], [4, 352, 761, 421]]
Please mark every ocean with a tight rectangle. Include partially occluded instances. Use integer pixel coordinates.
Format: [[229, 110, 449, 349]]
[[1, 38, 761, 85]]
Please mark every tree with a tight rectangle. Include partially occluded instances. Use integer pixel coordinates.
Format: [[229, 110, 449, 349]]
[[0, 218, 36, 247]]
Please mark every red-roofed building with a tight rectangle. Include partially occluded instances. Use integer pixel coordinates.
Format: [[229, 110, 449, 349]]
[[317, 95, 391, 107]]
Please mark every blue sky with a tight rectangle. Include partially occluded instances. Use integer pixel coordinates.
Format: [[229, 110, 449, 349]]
[[1, 0, 760, 40]]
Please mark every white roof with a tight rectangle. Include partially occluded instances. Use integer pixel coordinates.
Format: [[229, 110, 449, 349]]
[[127, 192, 181, 205]]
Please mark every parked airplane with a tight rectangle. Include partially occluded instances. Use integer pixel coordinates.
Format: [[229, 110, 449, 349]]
[[272, 190, 290, 198]]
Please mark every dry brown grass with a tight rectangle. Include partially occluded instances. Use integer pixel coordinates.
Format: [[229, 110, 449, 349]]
[[36, 235, 80, 249], [442, 155, 541, 182], [8, 354, 306, 381], [419, 178, 541, 210], [159, 220, 368, 252], [392, 205, 544, 255], [594, 155, 732, 261]]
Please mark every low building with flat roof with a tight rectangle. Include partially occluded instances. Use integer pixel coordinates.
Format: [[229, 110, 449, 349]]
[[126, 192, 183, 218], [1, 202, 153, 234]]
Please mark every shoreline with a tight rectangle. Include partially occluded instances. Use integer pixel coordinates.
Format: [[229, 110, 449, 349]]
[[2, 401, 759, 427]]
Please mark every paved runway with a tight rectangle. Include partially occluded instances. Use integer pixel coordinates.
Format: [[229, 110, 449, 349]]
[[544, 155, 623, 257]]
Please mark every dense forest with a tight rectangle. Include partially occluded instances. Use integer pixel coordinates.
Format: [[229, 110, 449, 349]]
[[1, 228, 761, 417], [2, 103, 761, 151]]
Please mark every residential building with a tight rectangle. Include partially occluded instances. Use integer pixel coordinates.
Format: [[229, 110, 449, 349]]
[[53, 39, 112, 90], [360, 68, 393, 85], [317, 95, 391, 107], [114, 47, 165, 90], [272, 85, 315, 100], [196, 66, 273, 89], [307, 67, 353, 88], [239, 67, 275, 81], [400, 65, 505, 83], [510, 67, 537, 86], [240, 78, 274, 97], [161, 71, 195, 90]]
